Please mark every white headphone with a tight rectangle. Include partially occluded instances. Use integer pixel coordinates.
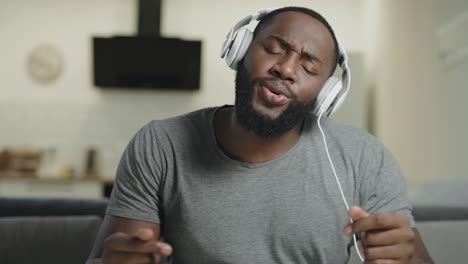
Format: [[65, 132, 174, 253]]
[[220, 7, 351, 117]]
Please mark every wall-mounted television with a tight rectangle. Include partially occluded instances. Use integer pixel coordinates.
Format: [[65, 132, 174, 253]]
[[93, 36, 201, 90]]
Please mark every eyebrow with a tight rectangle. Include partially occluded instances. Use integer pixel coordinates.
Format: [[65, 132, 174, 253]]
[[270, 35, 323, 65]]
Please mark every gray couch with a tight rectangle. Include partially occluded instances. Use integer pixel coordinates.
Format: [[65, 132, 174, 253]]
[[0, 197, 108, 264], [2, 188, 467, 264], [408, 178, 468, 263]]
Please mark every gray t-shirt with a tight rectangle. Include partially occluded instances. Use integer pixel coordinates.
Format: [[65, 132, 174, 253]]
[[107, 106, 414, 264]]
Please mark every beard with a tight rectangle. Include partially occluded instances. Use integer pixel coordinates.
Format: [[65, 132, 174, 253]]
[[234, 62, 316, 139]]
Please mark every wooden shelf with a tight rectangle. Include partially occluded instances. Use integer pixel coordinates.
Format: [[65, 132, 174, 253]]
[[0, 176, 114, 199]]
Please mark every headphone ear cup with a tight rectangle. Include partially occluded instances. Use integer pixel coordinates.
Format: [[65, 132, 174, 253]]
[[225, 28, 253, 70], [313, 76, 343, 116]]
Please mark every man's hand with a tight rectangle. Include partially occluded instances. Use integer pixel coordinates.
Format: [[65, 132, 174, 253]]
[[344, 206, 415, 264], [102, 228, 173, 264]]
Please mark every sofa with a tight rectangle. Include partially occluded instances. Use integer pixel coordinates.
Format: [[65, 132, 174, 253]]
[[0, 197, 108, 264], [2, 183, 467, 264], [408, 178, 468, 263]]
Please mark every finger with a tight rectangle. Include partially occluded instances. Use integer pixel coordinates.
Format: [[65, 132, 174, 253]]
[[155, 242, 173, 256], [133, 229, 173, 255], [364, 260, 398, 264], [348, 206, 370, 221], [104, 233, 158, 253], [364, 228, 415, 247], [358, 242, 365, 254], [153, 254, 161, 264], [153, 252, 173, 264], [133, 228, 155, 241], [344, 206, 370, 235], [363, 244, 413, 262], [105, 232, 174, 256], [350, 213, 409, 234], [103, 251, 154, 264]]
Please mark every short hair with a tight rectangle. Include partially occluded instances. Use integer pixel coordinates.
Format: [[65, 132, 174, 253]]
[[253, 7, 339, 75]]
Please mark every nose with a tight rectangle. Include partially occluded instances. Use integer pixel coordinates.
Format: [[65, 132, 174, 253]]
[[269, 53, 298, 83]]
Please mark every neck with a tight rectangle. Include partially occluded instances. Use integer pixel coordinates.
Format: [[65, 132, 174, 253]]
[[214, 106, 304, 164]]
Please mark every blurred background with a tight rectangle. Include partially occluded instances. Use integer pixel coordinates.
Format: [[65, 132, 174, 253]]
[[0, 0, 467, 198]]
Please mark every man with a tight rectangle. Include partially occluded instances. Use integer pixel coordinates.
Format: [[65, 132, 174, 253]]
[[88, 6, 433, 264]]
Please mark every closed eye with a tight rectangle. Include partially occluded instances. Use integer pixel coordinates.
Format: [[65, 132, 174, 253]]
[[301, 64, 317, 76], [264, 46, 284, 55], [262, 39, 286, 55]]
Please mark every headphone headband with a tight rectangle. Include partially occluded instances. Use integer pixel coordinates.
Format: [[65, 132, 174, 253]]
[[221, 8, 277, 58], [327, 35, 350, 116]]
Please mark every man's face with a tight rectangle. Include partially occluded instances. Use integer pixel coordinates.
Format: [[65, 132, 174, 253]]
[[234, 11, 336, 138]]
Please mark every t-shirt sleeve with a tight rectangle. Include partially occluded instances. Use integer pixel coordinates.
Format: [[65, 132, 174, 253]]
[[358, 137, 415, 227], [106, 122, 165, 224]]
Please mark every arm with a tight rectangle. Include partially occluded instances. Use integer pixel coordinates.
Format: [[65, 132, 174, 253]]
[[411, 229, 433, 264], [349, 135, 433, 263], [87, 122, 171, 263], [87, 215, 172, 264]]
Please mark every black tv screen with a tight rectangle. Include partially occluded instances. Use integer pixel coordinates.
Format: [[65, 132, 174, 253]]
[[93, 36, 201, 90]]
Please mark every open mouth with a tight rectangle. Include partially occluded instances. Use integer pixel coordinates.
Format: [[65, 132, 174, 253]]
[[260, 85, 290, 106]]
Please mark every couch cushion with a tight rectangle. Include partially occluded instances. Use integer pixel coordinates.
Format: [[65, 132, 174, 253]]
[[416, 220, 468, 264], [0, 197, 108, 219], [0, 215, 101, 264]]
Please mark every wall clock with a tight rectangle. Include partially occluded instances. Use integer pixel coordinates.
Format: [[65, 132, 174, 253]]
[[26, 44, 64, 84]]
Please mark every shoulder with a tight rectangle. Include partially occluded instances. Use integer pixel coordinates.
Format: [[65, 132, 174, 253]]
[[119, 107, 218, 170], [318, 117, 381, 148], [137, 107, 217, 140], [150, 107, 215, 130], [313, 117, 396, 166]]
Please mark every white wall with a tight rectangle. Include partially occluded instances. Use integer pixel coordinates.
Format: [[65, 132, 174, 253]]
[[0, 0, 366, 179], [4, 0, 466, 187], [371, 0, 468, 185]]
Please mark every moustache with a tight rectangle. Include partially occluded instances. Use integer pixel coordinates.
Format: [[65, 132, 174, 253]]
[[257, 78, 293, 99]]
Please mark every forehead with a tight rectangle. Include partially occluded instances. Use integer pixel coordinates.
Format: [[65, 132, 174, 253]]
[[257, 11, 334, 57]]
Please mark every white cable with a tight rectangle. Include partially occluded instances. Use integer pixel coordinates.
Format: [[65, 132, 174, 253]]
[[316, 111, 365, 263]]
